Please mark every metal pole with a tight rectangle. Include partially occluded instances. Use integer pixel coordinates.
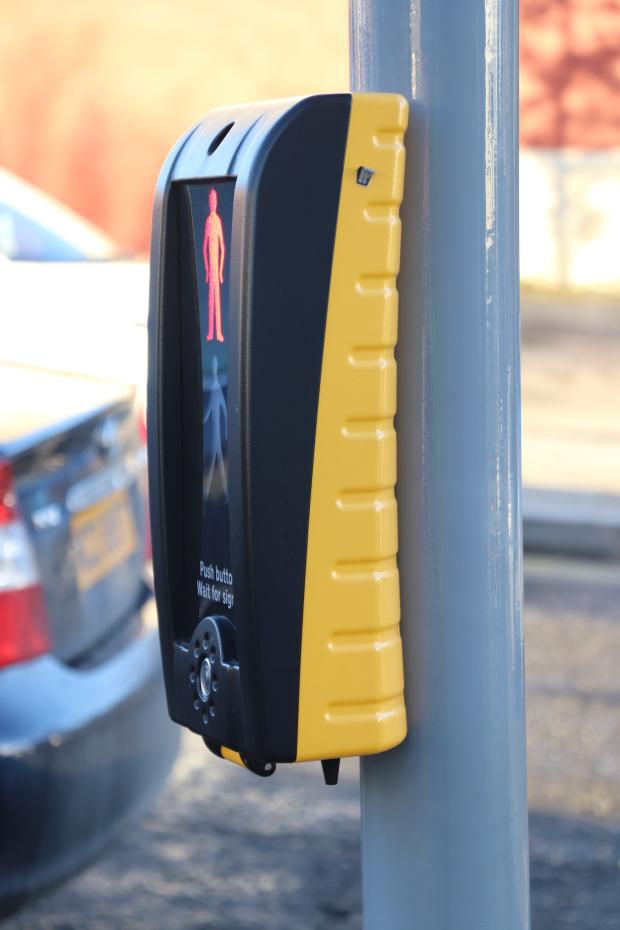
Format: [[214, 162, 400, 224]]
[[350, 2, 529, 929]]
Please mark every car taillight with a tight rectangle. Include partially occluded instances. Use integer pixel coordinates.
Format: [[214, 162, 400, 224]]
[[137, 404, 148, 447], [0, 458, 16, 522], [0, 460, 51, 667]]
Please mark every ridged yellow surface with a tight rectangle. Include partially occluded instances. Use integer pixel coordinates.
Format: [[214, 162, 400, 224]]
[[296, 93, 408, 762]]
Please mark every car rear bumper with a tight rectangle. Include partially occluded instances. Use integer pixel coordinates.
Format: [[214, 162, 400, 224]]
[[0, 619, 179, 916]]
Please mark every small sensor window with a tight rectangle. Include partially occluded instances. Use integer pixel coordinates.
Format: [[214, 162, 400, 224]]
[[208, 123, 234, 156]]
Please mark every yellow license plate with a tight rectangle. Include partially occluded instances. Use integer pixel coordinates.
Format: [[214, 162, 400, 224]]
[[71, 489, 138, 591]]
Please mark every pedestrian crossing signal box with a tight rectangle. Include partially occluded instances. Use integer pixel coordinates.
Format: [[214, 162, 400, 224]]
[[148, 93, 408, 785]]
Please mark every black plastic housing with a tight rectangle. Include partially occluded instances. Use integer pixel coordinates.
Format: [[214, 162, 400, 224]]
[[148, 95, 351, 763]]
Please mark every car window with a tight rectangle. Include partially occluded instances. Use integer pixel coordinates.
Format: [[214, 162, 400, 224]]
[[0, 204, 89, 261]]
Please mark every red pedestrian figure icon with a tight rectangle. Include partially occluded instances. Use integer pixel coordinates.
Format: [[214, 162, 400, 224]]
[[203, 188, 225, 342]]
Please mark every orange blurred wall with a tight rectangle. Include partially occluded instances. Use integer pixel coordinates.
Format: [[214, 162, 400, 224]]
[[520, 0, 620, 290], [521, 0, 620, 149], [0, 0, 349, 254]]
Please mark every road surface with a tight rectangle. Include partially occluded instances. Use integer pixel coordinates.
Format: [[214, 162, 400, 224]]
[[4, 556, 620, 929]]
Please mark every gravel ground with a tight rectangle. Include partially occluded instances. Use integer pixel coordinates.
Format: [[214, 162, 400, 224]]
[[6, 557, 620, 929], [526, 558, 620, 929]]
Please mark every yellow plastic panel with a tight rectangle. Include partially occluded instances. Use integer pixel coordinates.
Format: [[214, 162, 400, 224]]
[[296, 93, 408, 762], [221, 746, 245, 768]]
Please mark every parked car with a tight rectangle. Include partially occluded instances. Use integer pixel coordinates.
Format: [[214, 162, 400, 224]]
[[0, 170, 177, 916], [0, 168, 150, 388], [0, 166, 118, 262]]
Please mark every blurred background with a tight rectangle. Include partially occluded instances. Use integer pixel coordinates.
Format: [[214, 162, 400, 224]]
[[0, 0, 348, 255], [2, 0, 619, 284], [0, 1, 619, 929]]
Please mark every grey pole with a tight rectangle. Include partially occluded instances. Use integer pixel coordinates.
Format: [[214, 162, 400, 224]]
[[350, 2, 529, 929]]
